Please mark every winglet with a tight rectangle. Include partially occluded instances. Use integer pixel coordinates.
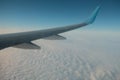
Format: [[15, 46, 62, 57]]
[[86, 5, 101, 24]]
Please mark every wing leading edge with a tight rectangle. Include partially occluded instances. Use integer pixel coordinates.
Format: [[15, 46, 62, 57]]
[[0, 5, 101, 50]]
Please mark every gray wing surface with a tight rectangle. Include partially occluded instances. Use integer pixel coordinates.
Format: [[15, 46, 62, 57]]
[[0, 5, 100, 50]]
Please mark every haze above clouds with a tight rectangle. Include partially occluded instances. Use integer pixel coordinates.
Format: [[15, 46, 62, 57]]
[[0, 30, 120, 80]]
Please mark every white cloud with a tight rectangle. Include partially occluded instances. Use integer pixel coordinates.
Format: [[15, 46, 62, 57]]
[[0, 30, 120, 80]]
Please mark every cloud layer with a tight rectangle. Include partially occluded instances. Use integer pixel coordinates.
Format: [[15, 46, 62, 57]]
[[0, 30, 120, 80]]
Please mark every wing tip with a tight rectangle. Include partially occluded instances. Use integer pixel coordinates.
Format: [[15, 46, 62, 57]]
[[86, 5, 101, 24]]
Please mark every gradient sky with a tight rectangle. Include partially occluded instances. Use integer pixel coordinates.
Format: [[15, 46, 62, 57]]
[[0, 0, 120, 31]]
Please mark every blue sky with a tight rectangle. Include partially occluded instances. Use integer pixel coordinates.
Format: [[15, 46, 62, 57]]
[[0, 0, 120, 31]]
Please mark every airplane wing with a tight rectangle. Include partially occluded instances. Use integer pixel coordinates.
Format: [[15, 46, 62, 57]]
[[0, 5, 101, 50]]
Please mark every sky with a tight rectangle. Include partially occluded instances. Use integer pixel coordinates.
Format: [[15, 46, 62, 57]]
[[0, 0, 120, 31]]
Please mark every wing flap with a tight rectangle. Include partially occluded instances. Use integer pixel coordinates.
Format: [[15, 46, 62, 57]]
[[13, 42, 40, 49], [43, 35, 66, 40]]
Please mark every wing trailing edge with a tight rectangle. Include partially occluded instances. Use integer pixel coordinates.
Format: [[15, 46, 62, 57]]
[[13, 42, 40, 49], [43, 35, 66, 40]]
